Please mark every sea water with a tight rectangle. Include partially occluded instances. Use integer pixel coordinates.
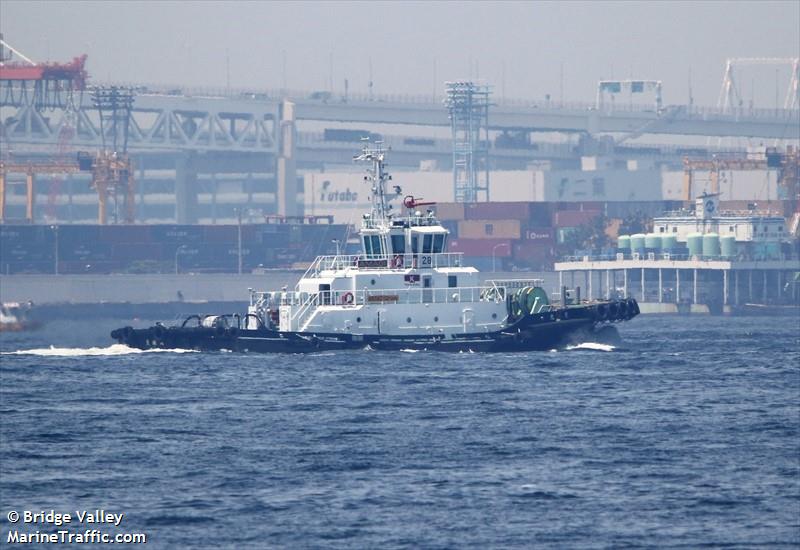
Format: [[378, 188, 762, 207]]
[[1, 315, 798, 547]]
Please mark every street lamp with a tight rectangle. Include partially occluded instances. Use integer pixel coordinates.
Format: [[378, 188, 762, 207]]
[[492, 242, 510, 273], [175, 245, 188, 275], [235, 208, 243, 275], [50, 225, 59, 275]]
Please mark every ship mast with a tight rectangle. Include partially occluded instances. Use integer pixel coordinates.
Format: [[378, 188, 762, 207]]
[[354, 141, 391, 225]]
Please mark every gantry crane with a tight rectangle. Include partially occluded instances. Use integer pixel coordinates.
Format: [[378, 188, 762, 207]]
[[0, 152, 135, 224], [682, 147, 800, 203]]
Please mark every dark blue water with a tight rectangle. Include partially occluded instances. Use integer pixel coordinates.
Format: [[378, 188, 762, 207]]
[[1, 315, 799, 548]]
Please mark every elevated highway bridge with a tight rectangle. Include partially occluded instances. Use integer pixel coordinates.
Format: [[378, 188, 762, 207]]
[[3, 86, 799, 157]]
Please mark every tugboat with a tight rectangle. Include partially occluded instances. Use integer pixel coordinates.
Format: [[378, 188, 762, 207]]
[[111, 143, 639, 352]]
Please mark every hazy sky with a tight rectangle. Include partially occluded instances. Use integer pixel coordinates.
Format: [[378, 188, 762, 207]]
[[2, 1, 799, 107]]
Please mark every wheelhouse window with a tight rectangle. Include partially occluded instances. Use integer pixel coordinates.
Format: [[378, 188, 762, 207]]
[[411, 235, 419, 253], [363, 235, 383, 257], [422, 234, 433, 254], [391, 234, 406, 254], [370, 235, 383, 257], [433, 234, 446, 253]]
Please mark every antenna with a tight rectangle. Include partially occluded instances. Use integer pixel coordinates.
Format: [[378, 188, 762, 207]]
[[354, 140, 392, 223]]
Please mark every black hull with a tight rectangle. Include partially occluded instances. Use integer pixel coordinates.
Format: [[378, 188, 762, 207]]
[[111, 299, 639, 354]]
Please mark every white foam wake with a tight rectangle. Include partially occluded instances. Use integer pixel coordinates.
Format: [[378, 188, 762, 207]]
[[565, 342, 616, 352], [2, 344, 197, 357]]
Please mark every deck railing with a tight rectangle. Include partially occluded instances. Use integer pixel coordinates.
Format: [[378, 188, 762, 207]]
[[280, 284, 512, 310], [302, 253, 465, 279]]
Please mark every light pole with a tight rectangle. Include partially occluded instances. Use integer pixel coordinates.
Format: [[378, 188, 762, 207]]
[[236, 208, 242, 275], [492, 242, 510, 273], [51, 225, 59, 275], [175, 245, 187, 275], [332, 239, 341, 256]]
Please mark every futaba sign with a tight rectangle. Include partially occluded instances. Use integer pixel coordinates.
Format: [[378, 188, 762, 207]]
[[319, 180, 358, 203]]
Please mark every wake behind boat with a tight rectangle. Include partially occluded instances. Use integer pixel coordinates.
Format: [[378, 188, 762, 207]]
[[111, 143, 639, 353]]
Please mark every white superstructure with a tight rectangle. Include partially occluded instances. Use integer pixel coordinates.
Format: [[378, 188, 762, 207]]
[[247, 143, 543, 337], [652, 193, 787, 243]]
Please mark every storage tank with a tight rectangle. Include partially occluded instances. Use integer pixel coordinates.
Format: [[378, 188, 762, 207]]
[[720, 235, 737, 258], [661, 235, 678, 252], [687, 233, 704, 257], [702, 233, 720, 258], [645, 233, 662, 250], [617, 235, 631, 250], [630, 233, 646, 253]]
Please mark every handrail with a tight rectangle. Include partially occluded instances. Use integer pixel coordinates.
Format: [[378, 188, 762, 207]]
[[282, 283, 523, 310], [304, 252, 465, 279]]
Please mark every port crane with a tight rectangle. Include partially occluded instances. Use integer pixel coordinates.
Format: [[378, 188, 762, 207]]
[[0, 35, 135, 224]]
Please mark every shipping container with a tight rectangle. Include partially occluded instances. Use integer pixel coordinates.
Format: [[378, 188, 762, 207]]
[[521, 227, 555, 242], [60, 242, 113, 261], [150, 225, 205, 244], [464, 202, 530, 221], [202, 225, 239, 243], [112, 243, 165, 261], [97, 225, 154, 244], [527, 202, 553, 226], [448, 238, 512, 257], [434, 203, 466, 221], [458, 219, 521, 239], [441, 220, 459, 236], [513, 241, 555, 258], [512, 242, 554, 269], [554, 201, 605, 212], [552, 210, 601, 228]]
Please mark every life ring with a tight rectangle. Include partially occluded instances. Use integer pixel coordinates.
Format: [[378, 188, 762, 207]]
[[342, 292, 355, 305], [391, 255, 404, 269]]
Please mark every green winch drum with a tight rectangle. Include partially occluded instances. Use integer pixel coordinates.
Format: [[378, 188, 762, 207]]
[[512, 286, 550, 317]]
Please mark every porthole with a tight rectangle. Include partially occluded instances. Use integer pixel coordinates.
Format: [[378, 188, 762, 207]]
[[370, 279, 376, 285], [356, 317, 362, 323], [492, 313, 497, 319], [434, 316, 439, 322], [407, 317, 412, 323]]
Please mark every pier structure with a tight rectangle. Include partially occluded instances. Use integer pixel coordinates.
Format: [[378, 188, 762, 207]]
[[554, 255, 800, 314]]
